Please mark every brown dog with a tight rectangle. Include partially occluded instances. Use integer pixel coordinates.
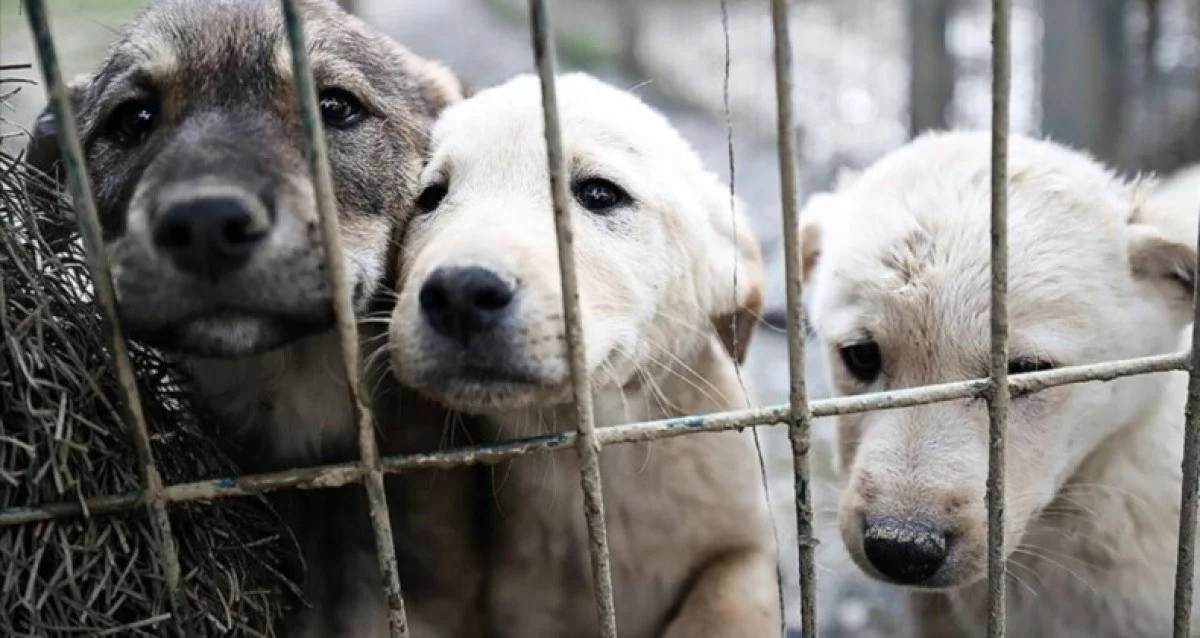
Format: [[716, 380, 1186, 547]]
[[28, 1, 481, 635]]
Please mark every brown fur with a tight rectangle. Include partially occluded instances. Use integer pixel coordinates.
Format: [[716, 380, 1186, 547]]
[[28, 1, 481, 636]]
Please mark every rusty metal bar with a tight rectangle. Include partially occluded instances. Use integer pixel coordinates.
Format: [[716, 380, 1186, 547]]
[[20, 2, 192, 635], [277, 1, 408, 636], [769, 0, 817, 634], [987, 0, 1012, 636], [527, 1, 620, 636], [1173, 154, 1200, 637], [1, 350, 1188, 528]]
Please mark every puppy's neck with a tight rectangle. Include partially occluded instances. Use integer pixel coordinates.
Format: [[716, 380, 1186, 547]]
[[487, 333, 751, 437], [1025, 370, 1186, 566], [1062, 370, 1185, 493], [185, 329, 361, 471]]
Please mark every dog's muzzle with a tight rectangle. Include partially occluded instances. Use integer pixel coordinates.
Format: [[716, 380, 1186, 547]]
[[152, 187, 272, 282], [861, 516, 950, 585], [419, 266, 516, 346]]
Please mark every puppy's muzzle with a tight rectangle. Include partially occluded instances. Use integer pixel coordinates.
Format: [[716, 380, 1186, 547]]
[[862, 516, 950, 585], [419, 266, 515, 345], [152, 187, 272, 283]]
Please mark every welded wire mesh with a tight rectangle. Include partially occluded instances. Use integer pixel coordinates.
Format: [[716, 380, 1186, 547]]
[[5, 0, 1200, 637]]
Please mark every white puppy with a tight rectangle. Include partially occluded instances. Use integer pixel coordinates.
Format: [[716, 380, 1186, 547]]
[[800, 131, 1197, 637], [388, 73, 780, 637]]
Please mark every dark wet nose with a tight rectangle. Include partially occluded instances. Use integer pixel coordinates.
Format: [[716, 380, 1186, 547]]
[[152, 195, 269, 281], [862, 517, 949, 585], [419, 267, 515, 345]]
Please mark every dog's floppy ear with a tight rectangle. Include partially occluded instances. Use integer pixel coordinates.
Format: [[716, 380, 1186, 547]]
[[1130, 188, 1198, 320], [799, 191, 840, 286], [700, 176, 764, 364], [25, 74, 91, 186], [415, 60, 467, 113], [1129, 222, 1197, 317]]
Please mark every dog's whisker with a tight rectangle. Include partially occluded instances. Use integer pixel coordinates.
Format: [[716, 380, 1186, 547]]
[[1005, 560, 1043, 600], [1011, 547, 1101, 596]]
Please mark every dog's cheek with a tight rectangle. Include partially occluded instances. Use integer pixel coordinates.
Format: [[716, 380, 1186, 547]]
[[836, 413, 867, 475]]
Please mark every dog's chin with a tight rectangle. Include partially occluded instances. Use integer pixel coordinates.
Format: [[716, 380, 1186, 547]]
[[126, 312, 332, 357], [399, 358, 572, 413], [848, 553, 981, 591], [428, 378, 569, 413]]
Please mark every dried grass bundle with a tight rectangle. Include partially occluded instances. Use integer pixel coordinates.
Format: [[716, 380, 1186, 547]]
[[0, 99, 300, 636]]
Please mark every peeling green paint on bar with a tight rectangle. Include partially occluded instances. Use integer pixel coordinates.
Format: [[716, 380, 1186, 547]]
[[22, 1, 191, 634], [277, 2, 409, 635], [0, 352, 1187, 528], [769, 0, 818, 634], [527, 1, 620, 635], [1173, 141, 1200, 638], [987, 1, 1012, 635]]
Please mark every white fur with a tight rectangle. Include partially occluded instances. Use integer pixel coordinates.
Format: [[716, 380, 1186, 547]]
[[390, 73, 779, 637], [801, 131, 1197, 637]]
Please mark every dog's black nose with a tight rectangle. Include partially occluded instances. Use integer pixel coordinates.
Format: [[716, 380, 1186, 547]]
[[862, 517, 949, 585], [420, 267, 515, 344], [153, 196, 269, 281]]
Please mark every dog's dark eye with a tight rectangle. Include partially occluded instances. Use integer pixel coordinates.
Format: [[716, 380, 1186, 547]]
[[106, 99, 159, 146], [318, 88, 366, 129], [416, 182, 448, 213], [1007, 358, 1056, 376], [840, 340, 883, 383], [573, 178, 630, 214]]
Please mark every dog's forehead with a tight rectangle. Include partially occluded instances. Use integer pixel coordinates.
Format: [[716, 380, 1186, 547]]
[[108, 0, 281, 76], [815, 133, 1135, 360], [95, 0, 391, 103], [433, 74, 691, 172]]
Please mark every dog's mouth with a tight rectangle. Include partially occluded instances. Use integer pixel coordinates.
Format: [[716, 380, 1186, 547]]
[[404, 353, 572, 411], [125, 307, 335, 357], [113, 259, 360, 357]]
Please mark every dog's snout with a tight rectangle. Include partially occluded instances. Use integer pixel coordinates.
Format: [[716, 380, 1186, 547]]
[[420, 267, 515, 344], [153, 195, 270, 281], [861, 517, 949, 585]]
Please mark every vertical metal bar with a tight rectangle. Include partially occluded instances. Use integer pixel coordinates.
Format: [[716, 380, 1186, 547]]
[[21, 2, 192, 635], [277, 2, 408, 636], [1172, 160, 1200, 637], [768, 0, 817, 635], [986, 0, 1012, 636], [527, 1, 619, 636]]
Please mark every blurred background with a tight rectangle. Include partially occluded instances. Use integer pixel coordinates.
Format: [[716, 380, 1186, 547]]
[[3, 0, 1200, 635]]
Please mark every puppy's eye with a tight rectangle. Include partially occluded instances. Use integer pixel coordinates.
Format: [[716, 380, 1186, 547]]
[[839, 340, 883, 383], [1007, 358, 1055, 376], [573, 178, 630, 214], [106, 99, 159, 146], [416, 182, 448, 213], [318, 88, 366, 129]]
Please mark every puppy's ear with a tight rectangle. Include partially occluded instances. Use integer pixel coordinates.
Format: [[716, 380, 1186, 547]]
[[25, 74, 91, 186], [416, 60, 467, 113], [1129, 223, 1197, 317], [799, 191, 840, 285], [701, 177, 764, 365]]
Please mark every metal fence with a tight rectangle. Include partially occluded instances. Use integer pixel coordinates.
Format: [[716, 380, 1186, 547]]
[[5, 0, 1200, 637]]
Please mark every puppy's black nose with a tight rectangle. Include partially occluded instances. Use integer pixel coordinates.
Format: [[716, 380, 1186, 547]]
[[420, 267, 515, 345], [862, 517, 949, 585], [153, 196, 268, 281]]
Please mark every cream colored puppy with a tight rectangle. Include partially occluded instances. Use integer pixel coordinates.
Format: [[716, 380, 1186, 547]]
[[389, 73, 780, 637], [800, 131, 1197, 637]]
